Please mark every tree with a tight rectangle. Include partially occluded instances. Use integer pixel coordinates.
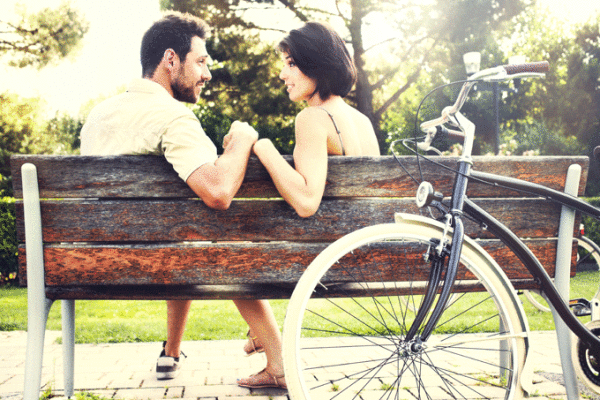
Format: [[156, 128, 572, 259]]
[[0, 92, 84, 197], [0, 1, 88, 196], [0, 92, 43, 179], [567, 19, 600, 173], [0, 1, 88, 69]]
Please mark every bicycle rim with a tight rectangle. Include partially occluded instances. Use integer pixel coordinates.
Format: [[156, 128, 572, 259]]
[[575, 237, 600, 303], [572, 320, 600, 395], [283, 222, 527, 400]]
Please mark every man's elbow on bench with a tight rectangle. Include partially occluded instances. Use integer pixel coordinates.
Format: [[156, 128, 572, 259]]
[[200, 189, 234, 210], [187, 180, 234, 210], [186, 168, 238, 210]]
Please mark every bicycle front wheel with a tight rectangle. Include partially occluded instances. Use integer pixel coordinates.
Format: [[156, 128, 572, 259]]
[[283, 218, 528, 400]]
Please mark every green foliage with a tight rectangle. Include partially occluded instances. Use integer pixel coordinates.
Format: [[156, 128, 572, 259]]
[[0, 197, 17, 285], [192, 104, 234, 154], [0, 92, 42, 179], [501, 121, 584, 156], [193, 103, 295, 154], [22, 112, 83, 156], [582, 197, 600, 248], [0, 1, 89, 69], [0, 92, 83, 195]]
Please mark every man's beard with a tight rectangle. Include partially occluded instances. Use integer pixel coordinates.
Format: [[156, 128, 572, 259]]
[[172, 77, 198, 104]]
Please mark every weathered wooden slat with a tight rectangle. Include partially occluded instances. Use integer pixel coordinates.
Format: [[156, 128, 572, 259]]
[[43, 279, 538, 301], [42, 278, 550, 301], [14, 198, 565, 243], [19, 239, 571, 287], [45, 284, 297, 301], [10, 154, 588, 199]]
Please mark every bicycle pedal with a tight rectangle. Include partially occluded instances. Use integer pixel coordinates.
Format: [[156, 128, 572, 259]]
[[569, 298, 592, 316], [573, 305, 591, 317]]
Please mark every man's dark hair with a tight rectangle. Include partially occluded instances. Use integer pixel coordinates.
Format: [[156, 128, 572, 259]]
[[141, 11, 210, 78], [278, 21, 356, 100]]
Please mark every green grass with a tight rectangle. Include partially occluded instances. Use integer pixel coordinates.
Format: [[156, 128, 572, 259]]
[[0, 285, 287, 343], [0, 270, 597, 343]]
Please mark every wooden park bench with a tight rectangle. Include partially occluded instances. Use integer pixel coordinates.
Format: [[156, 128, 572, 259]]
[[10, 154, 589, 399]]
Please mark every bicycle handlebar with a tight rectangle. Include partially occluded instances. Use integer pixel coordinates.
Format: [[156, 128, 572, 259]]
[[419, 61, 549, 152], [467, 61, 549, 82], [502, 61, 549, 75]]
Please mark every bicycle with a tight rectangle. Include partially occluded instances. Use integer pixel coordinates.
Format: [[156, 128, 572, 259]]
[[281, 61, 600, 400]]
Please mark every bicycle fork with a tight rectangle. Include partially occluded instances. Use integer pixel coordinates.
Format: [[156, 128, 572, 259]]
[[405, 160, 471, 348]]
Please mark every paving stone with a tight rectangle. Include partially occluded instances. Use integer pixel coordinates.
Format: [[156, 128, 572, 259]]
[[2, 331, 596, 400], [114, 387, 166, 399]]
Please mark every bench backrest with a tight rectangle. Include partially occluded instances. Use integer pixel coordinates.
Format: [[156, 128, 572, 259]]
[[11, 154, 589, 299]]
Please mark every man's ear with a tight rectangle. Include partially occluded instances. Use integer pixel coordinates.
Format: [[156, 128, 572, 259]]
[[163, 49, 179, 73]]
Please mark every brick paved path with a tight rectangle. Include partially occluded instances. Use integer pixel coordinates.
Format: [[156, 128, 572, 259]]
[[0, 330, 594, 400]]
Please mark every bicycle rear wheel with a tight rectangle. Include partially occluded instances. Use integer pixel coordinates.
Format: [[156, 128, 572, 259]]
[[576, 236, 600, 272], [523, 236, 600, 313], [283, 219, 528, 400]]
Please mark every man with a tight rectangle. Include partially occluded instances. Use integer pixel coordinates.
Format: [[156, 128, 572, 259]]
[[80, 12, 258, 380]]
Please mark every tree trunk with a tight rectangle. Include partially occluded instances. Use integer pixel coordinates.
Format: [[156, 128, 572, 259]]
[[349, 0, 386, 151]]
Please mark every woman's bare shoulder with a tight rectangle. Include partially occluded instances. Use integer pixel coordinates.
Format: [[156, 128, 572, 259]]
[[347, 107, 371, 126], [347, 107, 380, 155], [295, 106, 334, 130]]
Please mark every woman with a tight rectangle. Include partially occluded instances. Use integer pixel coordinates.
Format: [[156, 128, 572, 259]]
[[234, 21, 380, 389]]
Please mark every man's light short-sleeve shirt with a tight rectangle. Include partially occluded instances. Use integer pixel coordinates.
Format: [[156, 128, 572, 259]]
[[80, 78, 218, 181]]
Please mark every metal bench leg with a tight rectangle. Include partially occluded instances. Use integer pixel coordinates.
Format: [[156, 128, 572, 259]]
[[24, 298, 54, 400], [62, 300, 75, 397], [552, 163, 581, 400], [21, 163, 54, 400]]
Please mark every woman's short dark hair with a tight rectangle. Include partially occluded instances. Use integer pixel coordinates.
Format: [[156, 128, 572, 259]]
[[278, 21, 357, 100], [141, 12, 210, 78]]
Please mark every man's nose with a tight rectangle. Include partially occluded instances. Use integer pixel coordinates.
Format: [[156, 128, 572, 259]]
[[204, 66, 212, 81]]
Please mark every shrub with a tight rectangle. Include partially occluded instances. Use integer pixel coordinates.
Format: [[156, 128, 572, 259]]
[[0, 196, 17, 284], [582, 197, 600, 247]]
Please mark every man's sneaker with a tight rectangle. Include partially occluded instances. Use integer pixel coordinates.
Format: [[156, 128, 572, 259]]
[[156, 341, 186, 380]]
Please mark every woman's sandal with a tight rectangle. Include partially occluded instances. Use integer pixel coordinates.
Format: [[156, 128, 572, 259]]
[[237, 368, 287, 389], [244, 330, 265, 356]]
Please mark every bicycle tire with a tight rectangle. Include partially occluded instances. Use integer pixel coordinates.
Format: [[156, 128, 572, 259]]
[[572, 319, 600, 395], [283, 218, 529, 400], [523, 290, 551, 313], [576, 236, 600, 274], [522, 236, 600, 313]]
